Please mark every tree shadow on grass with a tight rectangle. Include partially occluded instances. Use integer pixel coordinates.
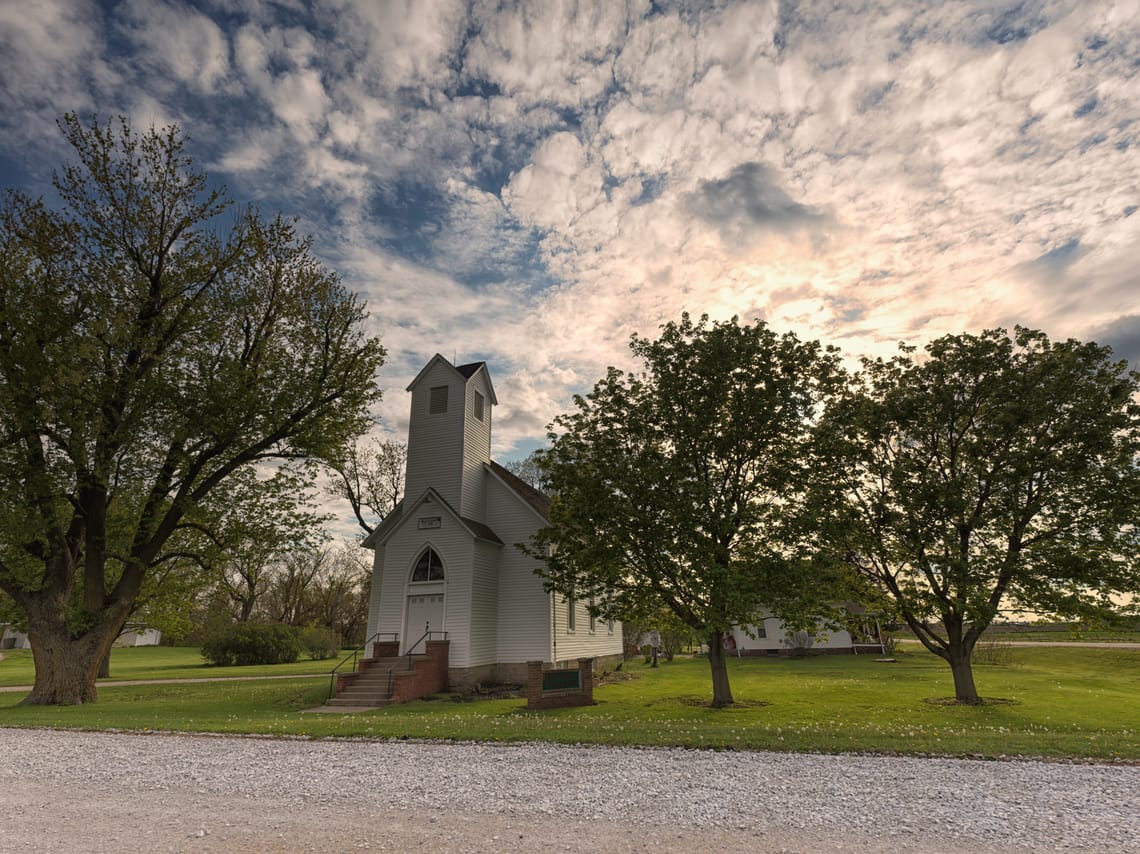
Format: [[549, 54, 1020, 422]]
[[674, 696, 771, 709], [923, 697, 1020, 706]]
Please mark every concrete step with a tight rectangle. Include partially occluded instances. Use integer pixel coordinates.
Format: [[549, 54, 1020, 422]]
[[325, 695, 391, 707]]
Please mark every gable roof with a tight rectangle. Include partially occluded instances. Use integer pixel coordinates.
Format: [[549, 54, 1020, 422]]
[[361, 499, 404, 549], [406, 354, 498, 404], [363, 487, 503, 549], [486, 460, 551, 521]]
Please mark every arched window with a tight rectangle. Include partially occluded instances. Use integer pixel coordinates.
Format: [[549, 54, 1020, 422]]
[[411, 548, 445, 582]]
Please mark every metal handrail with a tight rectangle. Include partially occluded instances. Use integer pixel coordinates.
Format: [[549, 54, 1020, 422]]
[[403, 627, 448, 659], [327, 631, 398, 700]]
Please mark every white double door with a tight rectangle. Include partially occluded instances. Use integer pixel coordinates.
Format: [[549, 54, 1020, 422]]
[[403, 587, 444, 654]]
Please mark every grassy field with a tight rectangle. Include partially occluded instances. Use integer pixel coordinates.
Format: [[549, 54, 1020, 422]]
[[897, 628, 1140, 644], [0, 645, 346, 686], [2, 645, 1137, 761]]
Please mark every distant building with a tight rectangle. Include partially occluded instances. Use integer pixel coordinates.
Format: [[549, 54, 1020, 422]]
[[728, 608, 885, 656], [1, 624, 30, 650]]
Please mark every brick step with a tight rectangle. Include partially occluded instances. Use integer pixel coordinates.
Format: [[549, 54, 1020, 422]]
[[343, 669, 410, 688], [329, 640, 448, 707], [330, 685, 393, 698]]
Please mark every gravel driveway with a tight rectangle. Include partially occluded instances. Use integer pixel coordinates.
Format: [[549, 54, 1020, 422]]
[[2, 727, 1136, 853]]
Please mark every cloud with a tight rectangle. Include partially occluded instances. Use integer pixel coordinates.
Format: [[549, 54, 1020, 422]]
[[0, 0, 117, 157], [116, 0, 231, 94], [3, 0, 1139, 477], [1088, 314, 1140, 368], [686, 162, 830, 245]]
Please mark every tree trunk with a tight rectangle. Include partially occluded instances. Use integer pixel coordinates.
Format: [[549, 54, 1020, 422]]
[[97, 648, 111, 679], [707, 630, 734, 707], [21, 606, 123, 705], [948, 647, 981, 704]]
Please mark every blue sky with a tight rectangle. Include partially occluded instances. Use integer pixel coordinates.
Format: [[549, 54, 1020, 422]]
[[2, 0, 1138, 472]]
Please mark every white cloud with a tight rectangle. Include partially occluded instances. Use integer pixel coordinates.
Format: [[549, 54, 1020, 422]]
[[3, 0, 1138, 472], [0, 0, 118, 152], [117, 0, 231, 93]]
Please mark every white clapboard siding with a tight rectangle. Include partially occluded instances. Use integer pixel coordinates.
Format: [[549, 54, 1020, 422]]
[[378, 504, 475, 664], [466, 539, 501, 666], [552, 594, 624, 664], [484, 473, 553, 664], [404, 359, 466, 512], [459, 370, 493, 521], [364, 544, 386, 643], [730, 615, 854, 652]]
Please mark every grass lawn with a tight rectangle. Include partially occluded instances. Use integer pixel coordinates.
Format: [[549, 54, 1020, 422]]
[[0, 645, 347, 686], [1, 645, 1137, 761]]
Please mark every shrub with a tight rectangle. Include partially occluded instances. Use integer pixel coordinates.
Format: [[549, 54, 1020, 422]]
[[781, 630, 815, 658], [973, 635, 1013, 666], [300, 626, 341, 660], [201, 623, 302, 666]]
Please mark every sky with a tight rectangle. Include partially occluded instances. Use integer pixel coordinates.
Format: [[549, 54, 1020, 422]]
[[1, 0, 1138, 507]]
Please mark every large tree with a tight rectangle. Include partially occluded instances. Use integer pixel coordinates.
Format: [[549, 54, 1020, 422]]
[[817, 328, 1140, 703], [0, 116, 385, 704], [534, 314, 843, 706]]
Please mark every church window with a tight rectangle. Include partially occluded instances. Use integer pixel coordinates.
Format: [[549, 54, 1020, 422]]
[[566, 595, 576, 632], [429, 385, 448, 414], [412, 548, 445, 582], [473, 390, 485, 422]]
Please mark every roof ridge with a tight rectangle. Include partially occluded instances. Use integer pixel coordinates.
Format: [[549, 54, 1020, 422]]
[[487, 460, 551, 520]]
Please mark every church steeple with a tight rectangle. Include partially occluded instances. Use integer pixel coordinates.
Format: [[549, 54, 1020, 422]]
[[403, 355, 497, 522]]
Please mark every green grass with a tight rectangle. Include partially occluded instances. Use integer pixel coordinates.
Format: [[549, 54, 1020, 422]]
[[988, 630, 1140, 643], [2, 645, 1137, 761], [0, 645, 348, 686], [897, 628, 1140, 643]]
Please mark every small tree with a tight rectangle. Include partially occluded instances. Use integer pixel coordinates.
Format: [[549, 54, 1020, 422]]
[[328, 437, 406, 535], [817, 328, 1140, 703], [534, 314, 844, 706], [502, 449, 548, 491], [207, 466, 329, 622]]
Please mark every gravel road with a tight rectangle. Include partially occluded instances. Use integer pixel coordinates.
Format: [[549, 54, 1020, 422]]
[[2, 727, 1136, 853]]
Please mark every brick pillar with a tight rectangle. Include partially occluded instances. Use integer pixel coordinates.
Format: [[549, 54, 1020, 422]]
[[578, 657, 594, 700], [426, 640, 450, 691], [526, 661, 544, 708], [373, 640, 399, 658]]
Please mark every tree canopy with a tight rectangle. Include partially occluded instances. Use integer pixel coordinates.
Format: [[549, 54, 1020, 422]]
[[0, 115, 385, 704], [816, 327, 1140, 702], [534, 314, 844, 706]]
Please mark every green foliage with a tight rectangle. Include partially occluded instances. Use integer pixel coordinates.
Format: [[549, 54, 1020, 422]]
[[299, 625, 341, 660], [816, 327, 1140, 701], [0, 114, 384, 703], [535, 314, 846, 705], [201, 623, 302, 667]]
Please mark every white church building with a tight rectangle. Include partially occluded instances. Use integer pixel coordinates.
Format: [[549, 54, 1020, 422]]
[[362, 355, 623, 689]]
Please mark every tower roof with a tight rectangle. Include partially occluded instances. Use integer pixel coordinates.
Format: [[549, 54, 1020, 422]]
[[406, 354, 498, 404]]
